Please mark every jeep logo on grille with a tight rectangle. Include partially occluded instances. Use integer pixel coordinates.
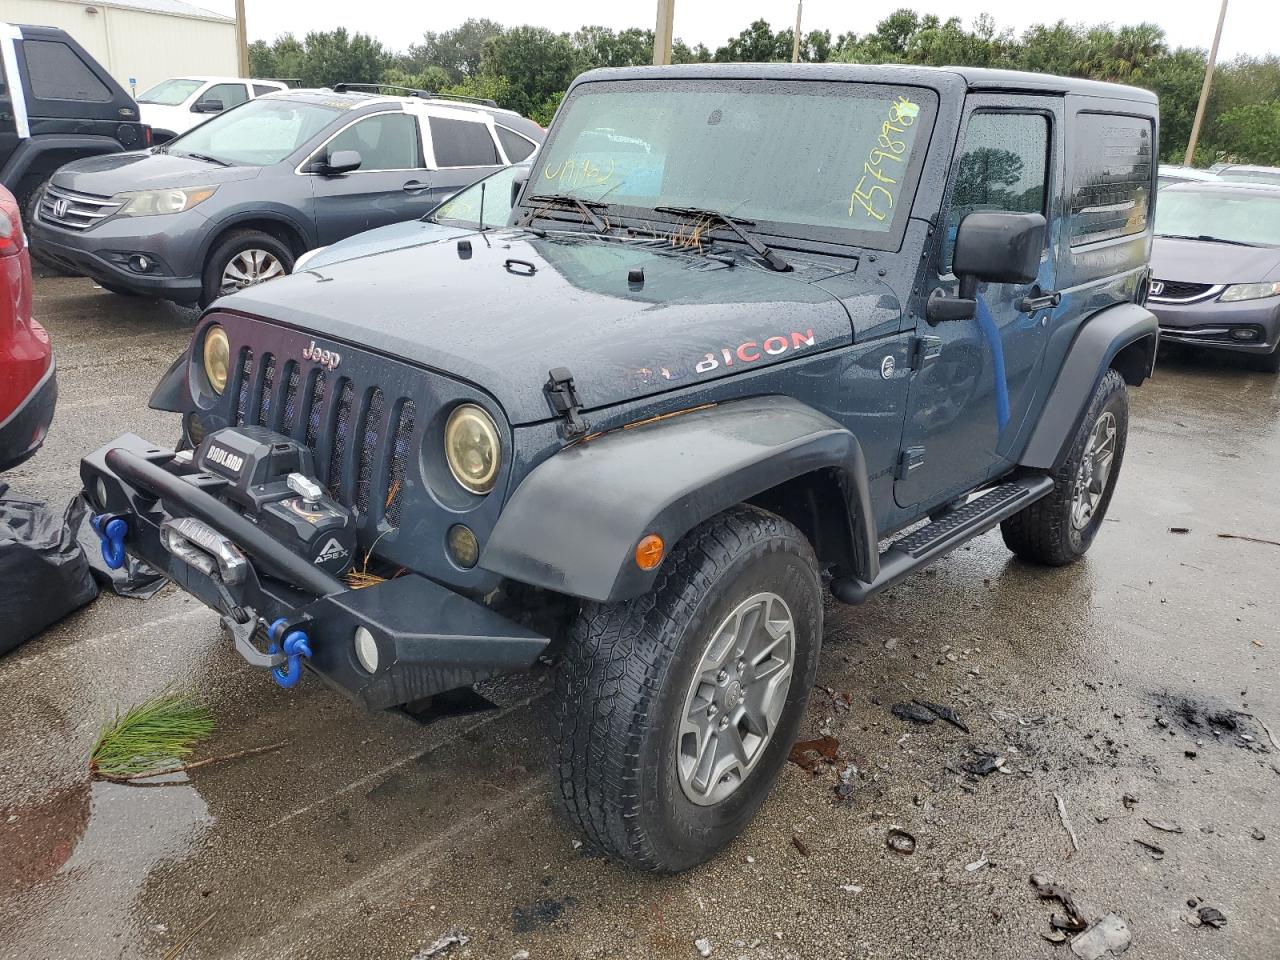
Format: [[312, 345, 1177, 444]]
[[302, 339, 341, 371], [52, 197, 69, 219]]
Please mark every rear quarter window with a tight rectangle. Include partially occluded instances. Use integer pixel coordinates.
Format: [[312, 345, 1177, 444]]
[[22, 40, 112, 102], [1069, 114, 1154, 247], [430, 116, 501, 167]]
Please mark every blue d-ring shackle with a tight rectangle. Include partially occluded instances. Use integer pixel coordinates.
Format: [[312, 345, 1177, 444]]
[[90, 515, 128, 570], [267, 617, 312, 689]]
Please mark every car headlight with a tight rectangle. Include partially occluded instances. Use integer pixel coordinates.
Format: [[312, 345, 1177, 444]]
[[202, 324, 230, 394], [444, 404, 501, 494], [294, 246, 326, 272], [113, 186, 218, 217], [1220, 281, 1280, 303]]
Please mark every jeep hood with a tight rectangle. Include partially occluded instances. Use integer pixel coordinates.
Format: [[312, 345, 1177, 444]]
[[1151, 236, 1280, 284], [223, 231, 854, 425], [50, 150, 261, 195]]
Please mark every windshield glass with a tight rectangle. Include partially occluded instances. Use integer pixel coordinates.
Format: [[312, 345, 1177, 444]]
[[432, 164, 525, 228], [1156, 188, 1280, 246], [1218, 169, 1280, 186], [166, 98, 341, 166], [139, 78, 204, 105], [529, 79, 937, 247]]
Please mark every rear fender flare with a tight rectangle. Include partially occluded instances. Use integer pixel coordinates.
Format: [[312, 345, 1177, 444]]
[[0, 136, 124, 198], [1020, 302, 1157, 470], [482, 396, 878, 603]]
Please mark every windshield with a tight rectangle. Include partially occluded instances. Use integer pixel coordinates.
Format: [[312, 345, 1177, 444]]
[[431, 164, 525, 228], [1218, 169, 1280, 186], [1156, 188, 1280, 246], [166, 98, 341, 167], [529, 79, 937, 248], [139, 78, 204, 105]]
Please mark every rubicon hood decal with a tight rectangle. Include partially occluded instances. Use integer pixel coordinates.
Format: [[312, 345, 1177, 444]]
[[224, 232, 855, 425]]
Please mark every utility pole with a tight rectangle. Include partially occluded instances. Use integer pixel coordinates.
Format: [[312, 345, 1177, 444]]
[[1184, 0, 1228, 166], [653, 0, 675, 66], [792, 0, 803, 63], [235, 0, 250, 78]]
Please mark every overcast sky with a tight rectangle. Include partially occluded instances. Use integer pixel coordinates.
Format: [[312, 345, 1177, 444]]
[[200, 1, 1277, 60]]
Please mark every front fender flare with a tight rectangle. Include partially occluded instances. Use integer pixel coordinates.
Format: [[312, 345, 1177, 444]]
[[0, 136, 123, 196], [1020, 302, 1158, 470], [482, 396, 877, 603]]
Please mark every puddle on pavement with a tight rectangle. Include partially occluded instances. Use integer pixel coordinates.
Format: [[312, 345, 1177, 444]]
[[0, 778, 211, 955]]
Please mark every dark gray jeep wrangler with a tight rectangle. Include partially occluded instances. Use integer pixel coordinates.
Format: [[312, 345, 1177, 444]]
[[82, 64, 1159, 871]]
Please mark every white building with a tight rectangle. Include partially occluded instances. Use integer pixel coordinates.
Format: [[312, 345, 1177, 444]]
[[0, 0, 239, 96]]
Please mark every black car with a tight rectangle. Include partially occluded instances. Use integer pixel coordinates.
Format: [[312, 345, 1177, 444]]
[[0, 23, 149, 226], [82, 63, 1159, 871]]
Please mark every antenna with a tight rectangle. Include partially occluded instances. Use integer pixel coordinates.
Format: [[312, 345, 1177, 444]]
[[478, 181, 486, 231]]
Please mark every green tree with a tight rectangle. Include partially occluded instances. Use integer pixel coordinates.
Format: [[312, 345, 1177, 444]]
[[480, 26, 579, 118], [574, 26, 653, 69], [405, 19, 505, 84], [1211, 100, 1280, 164], [715, 19, 788, 62]]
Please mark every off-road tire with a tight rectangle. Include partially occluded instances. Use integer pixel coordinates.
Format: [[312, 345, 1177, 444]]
[[200, 229, 293, 307], [553, 505, 822, 872], [1001, 368, 1128, 565]]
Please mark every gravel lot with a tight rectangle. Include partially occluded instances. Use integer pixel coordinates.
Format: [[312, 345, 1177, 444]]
[[1, 273, 1277, 960]]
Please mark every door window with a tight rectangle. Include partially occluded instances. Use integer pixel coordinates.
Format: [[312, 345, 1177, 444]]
[[253, 84, 281, 97], [325, 113, 423, 170], [944, 112, 1049, 272], [496, 125, 536, 162], [202, 83, 249, 110], [429, 116, 501, 167], [22, 40, 111, 102]]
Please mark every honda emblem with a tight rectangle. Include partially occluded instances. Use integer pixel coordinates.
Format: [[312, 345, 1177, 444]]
[[52, 197, 69, 220], [1149, 280, 1165, 296]]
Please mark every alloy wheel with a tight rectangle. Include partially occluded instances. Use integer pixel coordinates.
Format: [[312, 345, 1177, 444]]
[[1071, 410, 1118, 530], [219, 248, 286, 295]]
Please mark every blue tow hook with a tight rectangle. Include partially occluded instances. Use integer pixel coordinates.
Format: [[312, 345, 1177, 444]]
[[267, 617, 312, 689], [91, 514, 128, 570]]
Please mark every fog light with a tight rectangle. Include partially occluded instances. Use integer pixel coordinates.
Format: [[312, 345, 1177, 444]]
[[1230, 328, 1259, 341], [94, 476, 109, 510], [447, 524, 479, 568], [354, 626, 379, 674], [130, 254, 152, 273]]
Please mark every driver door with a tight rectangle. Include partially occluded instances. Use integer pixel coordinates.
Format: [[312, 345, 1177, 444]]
[[895, 97, 1064, 509]]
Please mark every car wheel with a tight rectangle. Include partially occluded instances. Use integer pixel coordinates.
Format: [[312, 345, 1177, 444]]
[[553, 505, 822, 872], [1002, 368, 1129, 566], [201, 229, 293, 307]]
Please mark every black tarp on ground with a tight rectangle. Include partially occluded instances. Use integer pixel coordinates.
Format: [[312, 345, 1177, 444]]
[[66, 493, 165, 600], [0, 482, 98, 654]]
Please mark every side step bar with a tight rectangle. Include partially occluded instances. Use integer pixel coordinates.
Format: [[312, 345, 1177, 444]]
[[830, 475, 1055, 605]]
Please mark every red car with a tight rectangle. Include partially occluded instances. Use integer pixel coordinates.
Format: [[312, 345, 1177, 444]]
[[0, 185, 55, 471]]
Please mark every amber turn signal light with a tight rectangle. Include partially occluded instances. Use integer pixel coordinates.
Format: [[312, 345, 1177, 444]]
[[635, 534, 665, 571]]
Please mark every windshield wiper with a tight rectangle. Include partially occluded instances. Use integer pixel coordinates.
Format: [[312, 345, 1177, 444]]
[[653, 206, 790, 272], [522, 193, 609, 233], [1158, 232, 1259, 247], [177, 151, 231, 167]]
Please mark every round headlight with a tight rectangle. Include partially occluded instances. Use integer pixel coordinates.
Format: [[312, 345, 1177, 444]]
[[202, 324, 230, 395], [444, 403, 500, 494]]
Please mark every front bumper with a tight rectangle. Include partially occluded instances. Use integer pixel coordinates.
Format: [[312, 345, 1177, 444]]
[[28, 211, 205, 303], [0, 358, 57, 472], [81, 433, 548, 710], [1150, 295, 1280, 356]]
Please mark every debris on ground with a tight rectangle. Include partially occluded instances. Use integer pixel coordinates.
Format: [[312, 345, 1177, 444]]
[[89, 689, 215, 778], [889, 699, 971, 733], [1070, 914, 1131, 959], [1252, 828, 1266, 841], [1143, 818, 1183, 834], [886, 827, 917, 855], [1043, 930, 1069, 944], [838, 884, 863, 894], [694, 936, 713, 957], [1122, 793, 1139, 810], [1217, 531, 1280, 548], [963, 752, 1005, 776], [411, 930, 470, 959], [1030, 875, 1088, 934], [1168, 526, 1190, 534], [833, 764, 858, 807], [1054, 793, 1081, 852], [965, 857, 989, 872], [788, 735, 840, 773], [1197, 906, 1228, 929], [791, 835, 810, 857], [1133, 839, 1165, 860]]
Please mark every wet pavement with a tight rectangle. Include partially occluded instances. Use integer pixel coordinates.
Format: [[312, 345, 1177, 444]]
[[1, 274, 1277, 960]]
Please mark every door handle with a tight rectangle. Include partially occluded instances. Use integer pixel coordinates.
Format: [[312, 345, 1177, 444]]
[[401, 180, 429, 193], [1015, 286, 1061, 313]]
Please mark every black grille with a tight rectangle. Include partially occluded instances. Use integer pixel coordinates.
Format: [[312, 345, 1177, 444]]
[[305, 372, 327, 450], [235, 350, 254, 426], [385, 401, 415, 528], [327, 380, 356, 498], [1152, 279, 1214, 300], [281, 363, 300, 433], [257, 355, 276, 425], [354, 389, 385, 517]]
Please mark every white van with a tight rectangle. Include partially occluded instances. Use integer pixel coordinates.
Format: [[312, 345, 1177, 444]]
[[137, 76, 290, 142]]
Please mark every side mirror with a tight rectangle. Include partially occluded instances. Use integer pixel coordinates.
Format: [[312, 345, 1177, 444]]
[[928, 212, 1047, 323], [510, 169, 529, 207], [322, 150, 362, 176], [192, 98, 224, 114]]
